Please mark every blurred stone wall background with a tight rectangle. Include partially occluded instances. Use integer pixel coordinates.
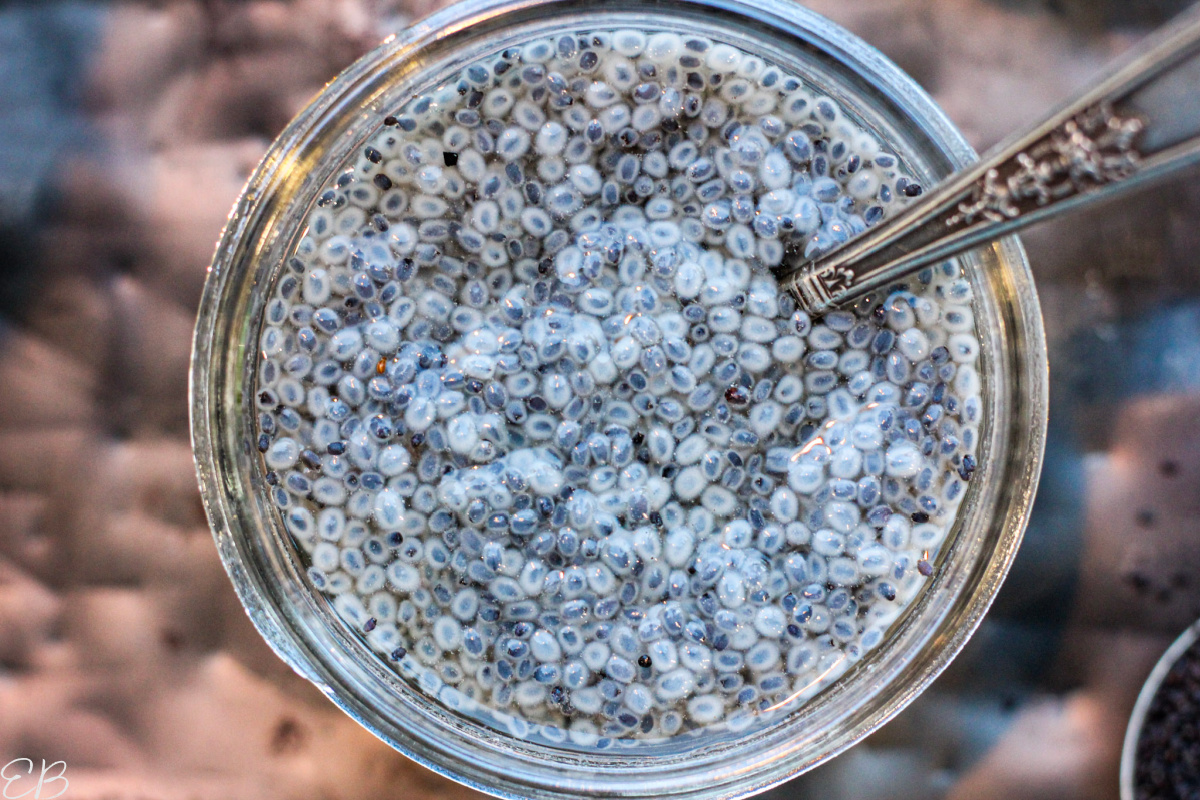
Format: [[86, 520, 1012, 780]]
[[1, 1, 1199, 799]]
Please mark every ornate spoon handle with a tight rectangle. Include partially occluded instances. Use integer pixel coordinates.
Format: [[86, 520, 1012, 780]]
[[780, 3, 1200, 313]]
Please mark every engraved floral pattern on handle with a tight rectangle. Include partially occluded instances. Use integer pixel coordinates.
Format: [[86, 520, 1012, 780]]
[[795, 264, 856, 310], [822, 266, 857, 294], [945, 101, 1147, 229]]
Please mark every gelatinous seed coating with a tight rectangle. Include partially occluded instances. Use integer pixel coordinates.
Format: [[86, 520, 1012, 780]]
[[1135, 640, 1200, 799], [255, 28, 983, 746]]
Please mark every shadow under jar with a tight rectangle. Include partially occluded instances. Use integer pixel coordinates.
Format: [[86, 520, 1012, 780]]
[[190, 0, 1048, 797]]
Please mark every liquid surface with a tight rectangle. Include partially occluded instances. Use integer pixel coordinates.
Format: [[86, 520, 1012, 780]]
[[253, 28, 985, 746]]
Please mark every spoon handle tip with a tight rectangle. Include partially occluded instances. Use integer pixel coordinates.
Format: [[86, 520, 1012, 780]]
[[781, 2, 1200, 312]]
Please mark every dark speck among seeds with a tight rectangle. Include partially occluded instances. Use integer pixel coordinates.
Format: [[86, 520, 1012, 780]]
[[958, 453, 977, 481], [443, 151, 459, 167]]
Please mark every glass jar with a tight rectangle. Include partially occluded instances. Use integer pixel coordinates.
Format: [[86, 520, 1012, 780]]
[[190, 0, 1047, 796]]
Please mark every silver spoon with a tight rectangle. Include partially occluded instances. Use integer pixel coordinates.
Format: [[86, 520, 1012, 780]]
[[780, 2, 1200, 313]]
